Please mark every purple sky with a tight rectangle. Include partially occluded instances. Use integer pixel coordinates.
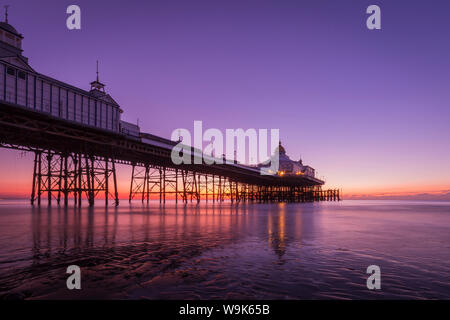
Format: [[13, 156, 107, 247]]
[[1, 0, 450, 197]]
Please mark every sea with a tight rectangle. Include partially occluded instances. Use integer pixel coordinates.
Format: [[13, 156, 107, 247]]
[[0, 200, 449, 299]]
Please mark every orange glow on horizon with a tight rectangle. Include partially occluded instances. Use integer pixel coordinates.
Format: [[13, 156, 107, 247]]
[[2, 183, 450, 201], [0, 149, 450, 201]]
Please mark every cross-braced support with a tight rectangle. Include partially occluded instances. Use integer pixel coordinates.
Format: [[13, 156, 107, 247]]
[[127, 166, 341, 206], [31, 151, 119, 207]]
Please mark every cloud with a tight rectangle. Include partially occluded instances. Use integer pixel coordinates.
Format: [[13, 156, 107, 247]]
[[345, 190, 450, 201]]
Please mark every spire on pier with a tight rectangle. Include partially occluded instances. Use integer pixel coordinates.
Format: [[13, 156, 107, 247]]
[[90, 60, 106, 92], [4, 5, 9, 23]]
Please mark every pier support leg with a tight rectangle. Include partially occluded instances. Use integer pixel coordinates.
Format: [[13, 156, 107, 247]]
[[31, 151, 38, 205], [112, 161, 119, 206]]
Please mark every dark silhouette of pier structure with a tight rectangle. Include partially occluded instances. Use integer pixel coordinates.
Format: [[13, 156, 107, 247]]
[[0, 15, 340, 207], [0, 102, 340, 206]]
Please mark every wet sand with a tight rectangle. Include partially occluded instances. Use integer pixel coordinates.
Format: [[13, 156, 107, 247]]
[[0, 200, 449, 299]]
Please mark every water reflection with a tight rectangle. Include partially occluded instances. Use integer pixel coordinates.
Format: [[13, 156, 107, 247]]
[[268, 204, 287, 260], [2, 200, 448, 299], [27, 203, 311, 270]]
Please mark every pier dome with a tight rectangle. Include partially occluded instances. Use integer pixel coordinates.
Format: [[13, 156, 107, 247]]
[[0, 8, 32, 71], [277, 142, 286, 155], [0, 22, 21, 37], [0, 7, 24, 54], [258, 142, 317, 178]]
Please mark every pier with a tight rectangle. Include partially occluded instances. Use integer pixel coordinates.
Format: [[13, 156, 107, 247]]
[[0, 15, 339, 207], [0, 102, 340, 206]]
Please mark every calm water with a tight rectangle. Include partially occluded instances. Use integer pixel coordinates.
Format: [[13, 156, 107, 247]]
[[0, 200, 449, 299]]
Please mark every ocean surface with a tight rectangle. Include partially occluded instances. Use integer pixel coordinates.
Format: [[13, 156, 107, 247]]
[[0, 200, 449, 299]]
